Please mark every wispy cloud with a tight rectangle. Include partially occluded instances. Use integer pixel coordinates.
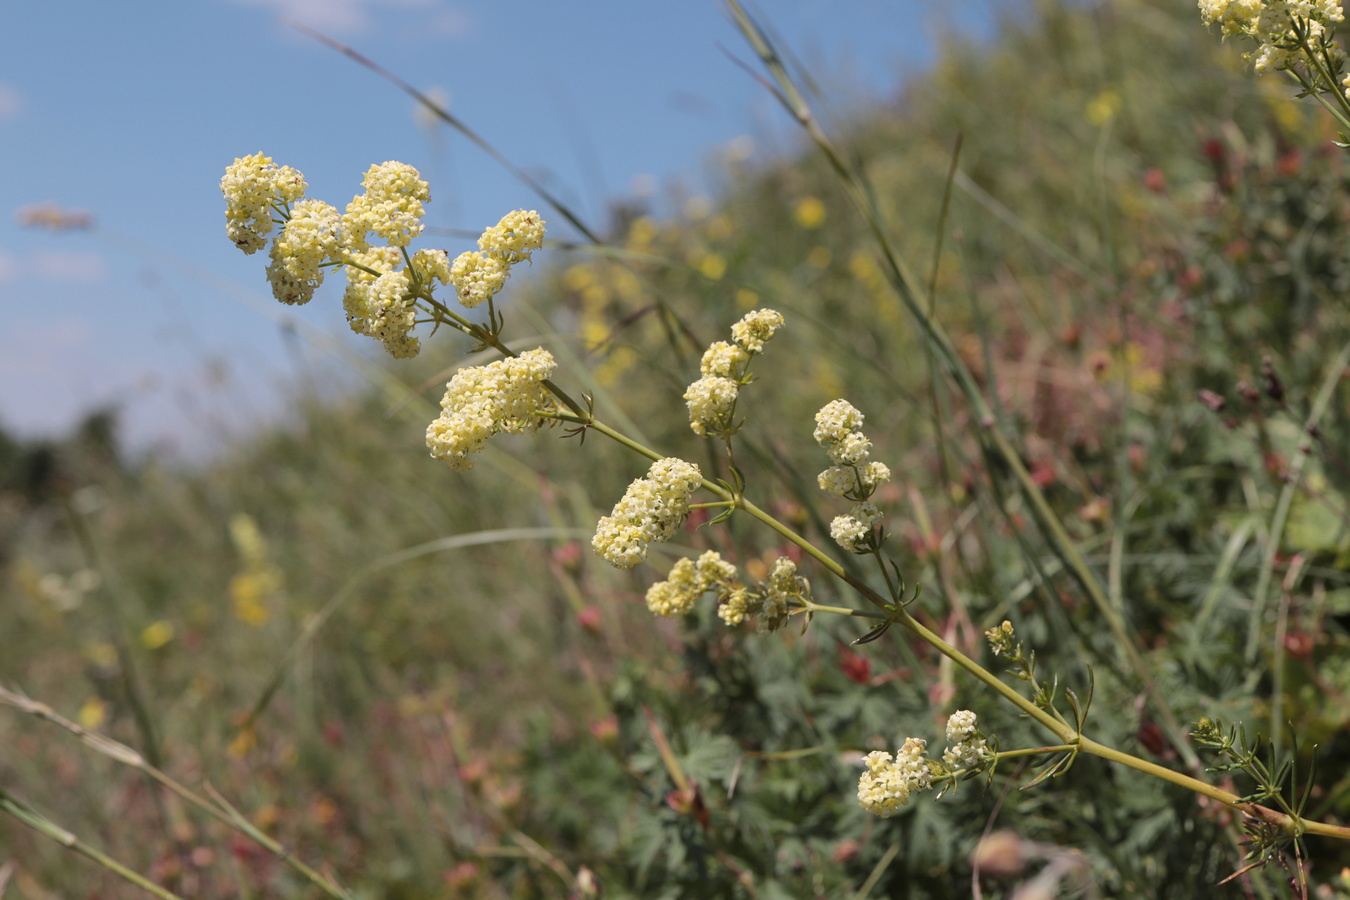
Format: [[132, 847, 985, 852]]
[[229, 0, 467, 37], [30, 250, 106, 283], [0, 84, 23, 122]]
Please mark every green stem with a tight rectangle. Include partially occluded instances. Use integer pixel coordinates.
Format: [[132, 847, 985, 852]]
[[0, 687, 354, 900], [0, 787, 186, 900]]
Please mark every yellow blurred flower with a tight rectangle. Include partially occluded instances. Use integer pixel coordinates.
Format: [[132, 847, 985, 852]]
[[581, 283, 609, 310], [794, 196, 826, 229], [563, 264, 593, 291], [229, 513, 266, 566], [230, 572, 270, 627], [580, 318, 610, 348], [626, 216, 657, 251], [83, 641, 118, 669], [78, 697, 108, 730], [807, 246, 832, 269], [1086, 88, 1121, 126], [228, 512, 282, 627], [698, 253, 727, 281], [594, 346, 638, 387], [735, 287, 760, 310], [140, 620, 175, 650]]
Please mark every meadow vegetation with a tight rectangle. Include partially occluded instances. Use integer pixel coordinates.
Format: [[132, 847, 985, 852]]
[[6, 0, 1350, 896]]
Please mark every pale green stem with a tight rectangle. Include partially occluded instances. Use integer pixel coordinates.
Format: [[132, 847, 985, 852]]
[[799, 599, 885, 620], [0, 687, 354, 900], [0, 787, 186, 900]]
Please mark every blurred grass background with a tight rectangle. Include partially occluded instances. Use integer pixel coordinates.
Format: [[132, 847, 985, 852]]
[[6, 0, 1350, 896]]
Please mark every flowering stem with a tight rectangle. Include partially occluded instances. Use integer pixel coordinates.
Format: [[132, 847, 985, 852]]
[[799, 599, 885, 620], [996, 744, 1078, 760]]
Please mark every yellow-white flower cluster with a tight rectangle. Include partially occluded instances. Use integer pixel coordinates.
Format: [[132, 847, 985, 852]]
[[224, 155, 462, 358], [942, 709, 989, 771], [267, 199, 342, 306], [814, 399, 891, 552], [644, 552, 809, 631], [718, 556, 804, 632], [221, 152, 306, 255], [425, 348, 557, 471], [1199, 0, 1347, 91], [343, 161, 431, 249], [829, 502, 884, 553], [684, 309, 784, 436], [592, 458, 703, 569], [449, 210, 546, 308], [341, 247, 452, 359], [645, 550, 737, 616], [857, 711, 991, 817], [857, 738, 934, 817]]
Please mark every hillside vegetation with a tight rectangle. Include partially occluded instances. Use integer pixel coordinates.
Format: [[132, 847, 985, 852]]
[[5, 0, 1350, 897]]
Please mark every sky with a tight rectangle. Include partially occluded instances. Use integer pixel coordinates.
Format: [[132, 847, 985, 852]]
[[0, 0, 1002, 457]]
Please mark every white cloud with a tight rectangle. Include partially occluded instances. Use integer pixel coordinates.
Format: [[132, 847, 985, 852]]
[[0, 83, 22, 122], [230, 0, 465, 36]]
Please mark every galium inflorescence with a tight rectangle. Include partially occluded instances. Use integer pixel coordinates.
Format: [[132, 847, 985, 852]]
[[814, 399, 893, 553], [226, 151, 961, 819], [1199, 0, 1349, 98], [221, 153, 554, 467], [856, 710, 992, 817], [683, 308, 785, 436]]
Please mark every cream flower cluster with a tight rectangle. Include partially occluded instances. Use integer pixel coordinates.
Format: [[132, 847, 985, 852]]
[[342, 247, 454, 359], [592, 458, 703, 569], [223, 155, 463, 358], [941, 709, 989, 771], [645, 550, 737, 616], [829, 502, 884, 553], [343, 161, 431, 249], [814, 399, 892, 499], [646, 552, 808, 631], [1199, 0, 1347, 91], [266, 199, 342, 306], [223, 156, 532, 360], [857, 738, 934, 817], [684, 309, 785, 436], [449, 210, 546, 308], [814, 399, 891, 553], [718, 556, 805, 632], [858, 711, 991, 817], [425, 348, 557, 471], [221, 152, 306, 255]]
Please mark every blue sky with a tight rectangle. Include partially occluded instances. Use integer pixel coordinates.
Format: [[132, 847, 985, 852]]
[[0, 0, 999, 455]]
